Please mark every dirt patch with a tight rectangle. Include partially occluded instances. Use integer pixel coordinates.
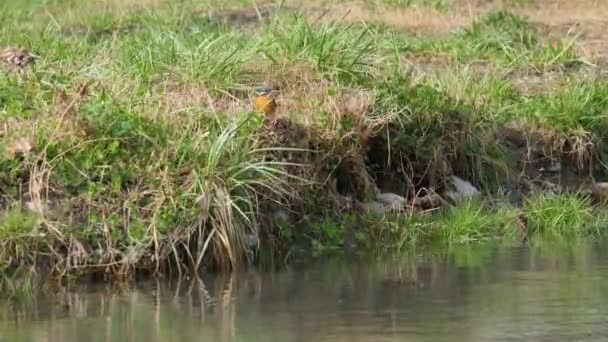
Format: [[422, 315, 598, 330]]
[[313, 2, 473, 34], [498, 121, 601, 197], [51, 0, 168, 16], [206, 5, 287, 27], [296, 0, 608, 61], [479, 0, 608, 62], [149, 82, 249, 118], [543, 21, 608, 64], [508, 69, 569, 95], [61, 23, 145, 42], [517, 0, 608, 25]]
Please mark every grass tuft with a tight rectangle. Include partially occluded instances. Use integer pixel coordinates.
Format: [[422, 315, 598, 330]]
[[259, 15, 377, 83], [397, 10, 581, 69], [523, 193, 606, 240], [434, 200, 521, 244]]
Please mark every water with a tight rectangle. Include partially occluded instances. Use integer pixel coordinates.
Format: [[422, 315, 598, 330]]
[[2, 243, 608, 342]]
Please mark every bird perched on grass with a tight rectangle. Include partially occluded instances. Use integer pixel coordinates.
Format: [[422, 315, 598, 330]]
[[254, 85, 277, 117]]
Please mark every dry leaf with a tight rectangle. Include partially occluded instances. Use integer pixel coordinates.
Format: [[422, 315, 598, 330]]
[[26, 200, 45, 214], [7, 137, 33, 156], [1, 47, 38, 69]]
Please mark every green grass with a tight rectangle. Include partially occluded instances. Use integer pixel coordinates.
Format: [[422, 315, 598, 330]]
[[434, 200, 521, 244], [523, 193, 607, 240], [2, 0, 608, 279], [0, 208, 43, 269], [516, 79, 608, 137], [394, 11, 582, 69], [259, 15, 378, 83], [369, 193, 607, 250], [369, 200, 522, 247]]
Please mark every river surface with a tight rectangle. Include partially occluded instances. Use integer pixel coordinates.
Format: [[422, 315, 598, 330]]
[[1, 242, 608, 342]]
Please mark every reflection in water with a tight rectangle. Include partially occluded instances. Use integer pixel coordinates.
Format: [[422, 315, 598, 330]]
[[2, 242, 608, 342]]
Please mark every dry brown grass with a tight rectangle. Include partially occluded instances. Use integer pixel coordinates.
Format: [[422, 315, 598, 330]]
[[149, 82, 249, 119], [312, 1, 473, 34], [517, 0, 608, 24], [263, 68, 380, 141], [297, 0, 608, 60], [50, 0, 168, 18], [513, 0, 608, 60]]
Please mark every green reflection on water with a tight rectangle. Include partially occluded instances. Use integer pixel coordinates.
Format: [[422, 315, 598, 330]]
[[1, 241, 608, 342]]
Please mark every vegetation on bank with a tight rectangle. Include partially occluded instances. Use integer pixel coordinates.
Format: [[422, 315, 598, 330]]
[[2, 0, 608, 278]]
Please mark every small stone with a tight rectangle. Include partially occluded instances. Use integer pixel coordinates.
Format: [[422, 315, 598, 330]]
[[445, 176, 481, 203], [272, 208, 290, 224], [376, 193, 407, 208], [412, 192, 444, 210], [590, 182, 608, 202], [242, 232, 259, 250]]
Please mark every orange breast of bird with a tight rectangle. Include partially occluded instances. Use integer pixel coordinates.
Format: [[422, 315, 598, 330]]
[[255, 94, 276, 115]]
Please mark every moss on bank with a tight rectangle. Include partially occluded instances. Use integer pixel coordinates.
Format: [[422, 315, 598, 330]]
[[2, 0, 608, 278]]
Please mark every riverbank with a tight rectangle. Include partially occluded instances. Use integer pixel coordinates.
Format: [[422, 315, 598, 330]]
[[2, 0, 608, 279]]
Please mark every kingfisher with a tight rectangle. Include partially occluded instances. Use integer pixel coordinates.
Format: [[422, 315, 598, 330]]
[[254, 85, 277, 116]]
